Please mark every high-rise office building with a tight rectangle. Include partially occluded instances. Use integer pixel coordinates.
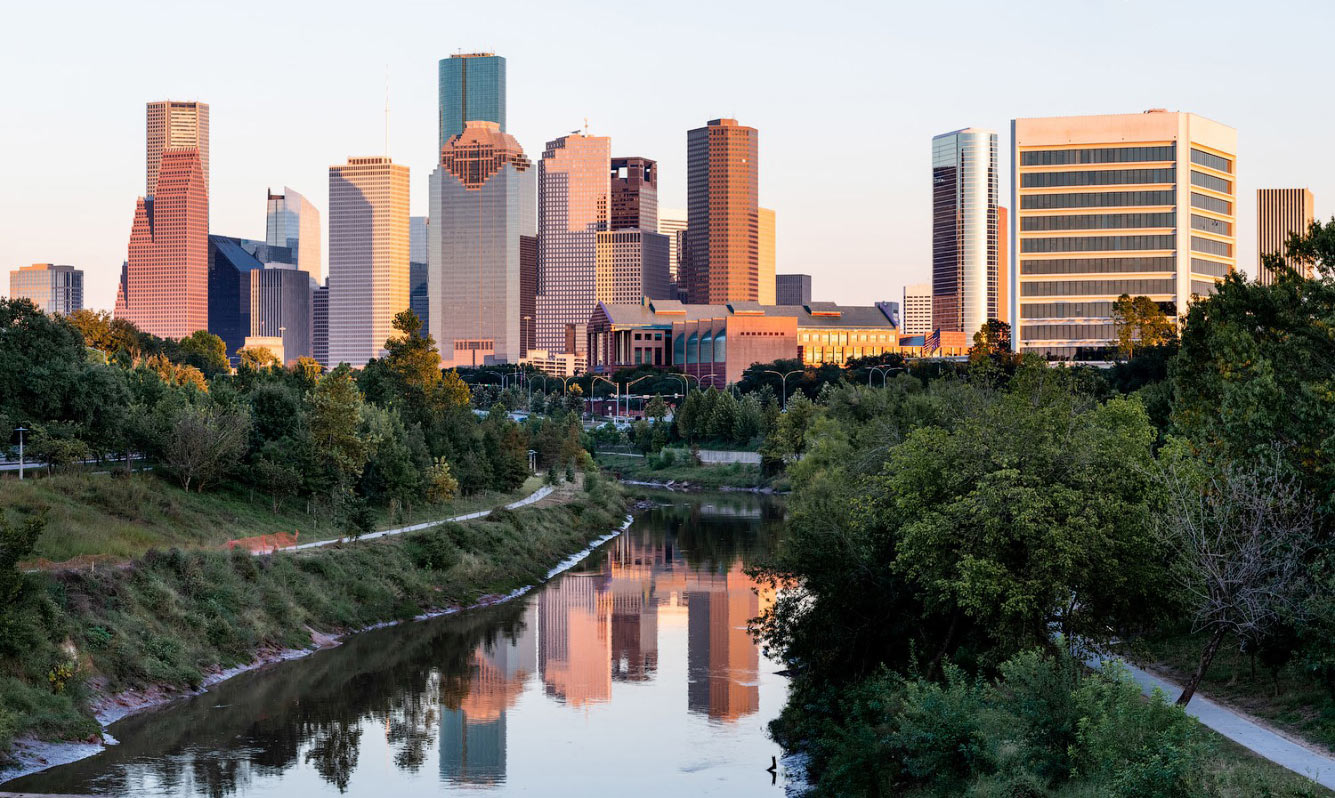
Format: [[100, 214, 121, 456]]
[[932, 128, 999, 336], [207, 235, 263, 359], [439, 53, 506, 150], [250, 265, 314, 364], [775, 273, 811, 306], [1012, 110, 1237, 357], [410, 216, 430, 333], [595, 230, 671, 304], [901, 282, 933, 336], [146, 101, 208, 199], [312, 284, 329, 367], [1257, 188, 1315, 283], [535, 132, 610, 354], [758, 207, 776, 304], [658, 209, 688, 290], [9, 264, 83, 315], [429, 121, 536, 367], [120, 148, 209, 339], [520, 235, 537, 356], [685, 119, 759, 304], [265, 187, 322, 281], [327, 157, 410, 367], [610, 157, 658, 231]]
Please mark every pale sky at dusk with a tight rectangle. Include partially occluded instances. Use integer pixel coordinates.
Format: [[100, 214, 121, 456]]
[[1, 0, 1330, 311]]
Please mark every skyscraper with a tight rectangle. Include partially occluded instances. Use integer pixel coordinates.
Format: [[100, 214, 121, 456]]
[[327, 157, 410, 367], [535, 132, 610, 354], [312, 284, 329, 367], [610, 157, 658, 231], [410, 216, 430, 333], [775, 273, 811, 306], [595, 230, 670, 304], [265, 187, 322, 281], [250, 265, 314, 364], [1257, 188, 1315, 283], [685, 118, 759, 304], [439, 53, 506, 150], [932, 128, 999, 336], [901, 283, 933, 336], [658, 209, 688, 288], [758, 207, 776, 304], [429, 121, 536, 368], [1012, 110, 1237, 357], [120, 148, 209, 339], [8, 264, 83, 315], [207, 235, 263, 359], [146, 101, 209, 198]]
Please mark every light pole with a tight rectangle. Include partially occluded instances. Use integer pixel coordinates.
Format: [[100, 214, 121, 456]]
[[15, 426, 27, 481], [622, 375, 654, 418], [591, 375, 617, 420], [763, 369, 805, 412], [868, 365, 905, 388]]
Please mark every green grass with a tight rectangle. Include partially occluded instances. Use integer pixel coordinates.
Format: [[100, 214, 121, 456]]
[[0, 472, 545, 564], [0, 476, 625, 765], [596, 451, 775, 490], [1129, 629, 1335, 754]]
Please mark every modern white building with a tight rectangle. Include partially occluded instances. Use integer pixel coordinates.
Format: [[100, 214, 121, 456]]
[[1012, 110, 1237, 357], [266, 187, 323, 281], [657, 209, 687, 288], [932, 128, 1000, 337], [901, 282, 933, 336]]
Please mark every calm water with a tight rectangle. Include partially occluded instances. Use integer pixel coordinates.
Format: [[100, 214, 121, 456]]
[[7, 494, 790, 797]]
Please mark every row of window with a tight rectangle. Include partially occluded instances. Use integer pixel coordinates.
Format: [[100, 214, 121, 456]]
[[1190, 148, 1232, 174], [1022, 278, 1175, 296], [1191, 192, 1232, 214], [1021, 212, 1175, 232], [1021, 145, 1175, 166], [1191, 280, 1220, 296], [1021, 190, 1175, 210], [674, 332, 728, 364], [1021, 168, 1175, 188], [1190, 258, 1230, 277], [1021, 256, 1176, 275], [1020, 323, 1118, 341], [1022, 301, 1116, 319], [1190, 170, 1232, 194], [1021, 234, 1176, 253], [1191, 214, 1232, 236], [1191, 235, 1233, 256]]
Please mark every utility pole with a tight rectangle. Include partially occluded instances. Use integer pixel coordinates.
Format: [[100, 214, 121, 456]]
[[15, 426, 27, 480]]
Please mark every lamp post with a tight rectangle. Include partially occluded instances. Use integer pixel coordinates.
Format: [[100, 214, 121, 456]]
[[623, 375, 654, 419], [868, 365, 905, 388], [591, 375, 617, 420], [15, 426, 27, 481], [763, 369, 805, 412]]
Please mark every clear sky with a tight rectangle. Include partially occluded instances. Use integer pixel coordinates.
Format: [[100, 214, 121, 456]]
[[1, 0, 1330, 311]]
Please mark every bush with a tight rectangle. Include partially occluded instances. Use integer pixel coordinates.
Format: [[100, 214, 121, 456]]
[[890, 665, 994, 787]]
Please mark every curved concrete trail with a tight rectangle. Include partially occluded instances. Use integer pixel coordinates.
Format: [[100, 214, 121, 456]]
[[281, 484, 557, 553], [1090, 656, 1335, 789]]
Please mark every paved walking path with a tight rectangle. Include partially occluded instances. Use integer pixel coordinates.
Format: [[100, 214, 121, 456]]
[[280, 484, 557, 553], [1090, 655, 1335, 789]]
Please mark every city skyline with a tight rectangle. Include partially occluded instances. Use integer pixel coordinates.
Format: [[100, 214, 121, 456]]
[[3, 0, 1331, 315]]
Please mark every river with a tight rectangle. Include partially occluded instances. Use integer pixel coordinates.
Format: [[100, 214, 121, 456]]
[[5, 492, 791, 797]]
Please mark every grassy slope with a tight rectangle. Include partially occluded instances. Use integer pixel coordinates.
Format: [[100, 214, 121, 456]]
[[1, 472, 543, 564], [0, 474, 624, 765], [1131, 630, 1335, 754]]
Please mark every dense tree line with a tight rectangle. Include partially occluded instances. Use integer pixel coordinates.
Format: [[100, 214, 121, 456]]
[[0, 303, 584, 535], [751, 223, 1335, 795]]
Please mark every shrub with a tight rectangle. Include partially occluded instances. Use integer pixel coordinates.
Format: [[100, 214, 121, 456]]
[[890, 665, 994, 787], [404, 528, 461, 572]]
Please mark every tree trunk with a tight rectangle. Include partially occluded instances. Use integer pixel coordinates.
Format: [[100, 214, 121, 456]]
[[1178, 627, 1227, 706]]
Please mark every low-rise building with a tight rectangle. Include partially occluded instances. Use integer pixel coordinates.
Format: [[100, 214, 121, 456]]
[[519, 348, 587, 378]]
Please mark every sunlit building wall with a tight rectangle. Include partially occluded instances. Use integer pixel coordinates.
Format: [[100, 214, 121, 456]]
[[932, 128, 998, 336], [266, 187, 322, 281], [658, 208, 687, 287], [8, 264, 82, 315], [685, 119, 759, 304], [327, 156, 410, 367], [758, 207, 776, 304], [1012, 111, 1237, 357], [1257, 188, 1314, 283], [535, 133, 610, 354], [429, 122, 535, 367], [146, 100, 208, 199]]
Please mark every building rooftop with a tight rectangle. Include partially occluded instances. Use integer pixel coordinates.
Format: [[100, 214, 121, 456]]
[[594, 299, 897, 330]]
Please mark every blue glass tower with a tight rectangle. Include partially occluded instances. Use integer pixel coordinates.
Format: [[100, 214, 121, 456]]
[[439, 53, 506, 150]]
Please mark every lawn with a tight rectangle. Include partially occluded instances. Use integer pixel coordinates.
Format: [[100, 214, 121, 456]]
[[1, 471, 544, 564], [595, 450, 774, 490]]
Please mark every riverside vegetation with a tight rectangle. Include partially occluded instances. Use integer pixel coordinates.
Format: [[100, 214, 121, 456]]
[[750, 222, 1335, 796], [0, 303, 623, 769]]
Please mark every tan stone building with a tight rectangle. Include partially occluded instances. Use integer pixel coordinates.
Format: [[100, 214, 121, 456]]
[[1257, 188, 1314, 283]]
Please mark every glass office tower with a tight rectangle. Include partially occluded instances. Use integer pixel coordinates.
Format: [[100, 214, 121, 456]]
[[931, 128, 999, 336], [439, 53, 506, 150], [265, 187, 322, 281]]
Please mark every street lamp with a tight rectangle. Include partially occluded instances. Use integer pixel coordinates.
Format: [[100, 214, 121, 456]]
[[763, 369, 806, 412], [14, 427, 27, 481], [623, 374, 654, 418], [590, 375, 617, 420], [868, 365, 906, 388]]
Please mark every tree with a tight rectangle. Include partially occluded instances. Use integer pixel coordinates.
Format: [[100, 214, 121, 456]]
[[253, 441, 304, 512], [308, 366, 371, 492], [292, 357, 324, 388], [425, 457, 460, 503], [645, 393, 669, 425], [969, 319, 1012, 359], [178, 330, 231, 377], [161, 402, 251, 492], [1112, 294, 1175, 359], [238, 345, 279, 370], [0, 514, 43, 647], [1156, 443, 1316, 706]]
